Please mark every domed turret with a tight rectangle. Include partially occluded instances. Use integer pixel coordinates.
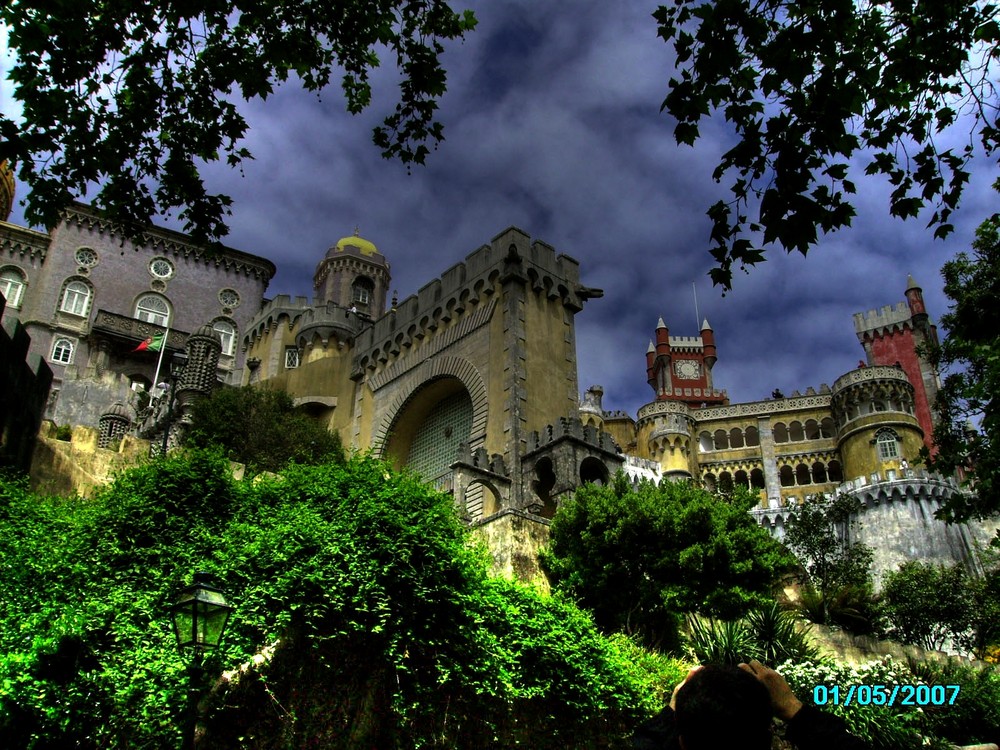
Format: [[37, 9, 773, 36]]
[[314, 228, 391, 316], [329, 228, 380, 258]]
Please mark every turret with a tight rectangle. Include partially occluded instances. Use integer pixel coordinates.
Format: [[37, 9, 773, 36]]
[[905, 274, 927, 318], [701, 318, 716, 368], [655, 317, 670, 356]]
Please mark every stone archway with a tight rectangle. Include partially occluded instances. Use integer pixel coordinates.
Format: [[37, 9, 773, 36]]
[[382, 376, 473, 488]]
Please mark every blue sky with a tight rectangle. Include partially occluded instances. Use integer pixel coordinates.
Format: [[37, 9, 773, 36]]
[[3, 0, 997, 418]]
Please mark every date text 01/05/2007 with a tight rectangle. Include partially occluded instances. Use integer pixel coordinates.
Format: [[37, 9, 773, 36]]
[[812, 684, 959, 707]]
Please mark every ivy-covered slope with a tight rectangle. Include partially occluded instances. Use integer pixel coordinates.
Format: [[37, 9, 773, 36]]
[[0, 451, 680, 749]]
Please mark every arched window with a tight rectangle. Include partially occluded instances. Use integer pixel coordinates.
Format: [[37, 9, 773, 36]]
[[795, 463, 811, 485], [779, 465, 795, 487], [713, 429, 729, 450], [60, 279, 92, 316], [718, 472, 734, 493], [703, 473, 717, 492], [735, 469, 749, 487], [729, 427, 745, 448], [135, 294, 171, 326], [789, 421, 805, 441], [745, 426, 760, 447], [352, 276, 374, 306], [773, 423, 788, 443], [51, 337, 75, 364], [699, 431, 714, 452], [828, 460, 844, 483], [876, 429, 900, 461], [750, 468, 765, 489], [805, 419, 820, 440], [212, 319, 237, 356], [820, 418, 835, 438], [0, 267, 26, 308], [812, 462, 828, 484]]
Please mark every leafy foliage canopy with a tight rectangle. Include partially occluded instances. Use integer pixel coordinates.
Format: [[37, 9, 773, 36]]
[[185, 385, 344, 474], [0, 452, 677, 748], [924, 217, 1000, 522], [543, 475, 795, 649], [654, 0, 1000, 288], [0, 1, 476, 241]]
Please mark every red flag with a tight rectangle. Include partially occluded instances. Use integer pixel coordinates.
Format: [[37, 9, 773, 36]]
[[133, 333, 165, 352]]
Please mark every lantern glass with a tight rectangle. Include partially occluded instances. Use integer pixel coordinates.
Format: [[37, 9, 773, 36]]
[[171, 575, 232, 651]]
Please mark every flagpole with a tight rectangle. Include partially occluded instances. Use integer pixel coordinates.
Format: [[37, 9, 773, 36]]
[[151, 326, 171, 393]]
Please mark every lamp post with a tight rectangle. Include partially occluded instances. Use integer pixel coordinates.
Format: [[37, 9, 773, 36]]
[[160, 352, 188, 457], [170, 572, 233, 750]]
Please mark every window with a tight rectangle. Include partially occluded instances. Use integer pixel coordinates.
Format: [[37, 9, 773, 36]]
[[352, 277, 374, 305], [51, 337, 75, 364], [218, 288, 240, 308], [0, 268, 26, 308], [285, 347, 300, 369], [213, 320, 237, 356], [74, 247, 99, 267], [876, 429, 900, 461], [135, 294, 171, 326], [60, 280, 92, 316], [149, 257, 174, 279]]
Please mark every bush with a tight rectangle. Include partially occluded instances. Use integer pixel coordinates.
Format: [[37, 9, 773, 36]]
[[881, 561, 972, 651], [0, 452, 671, 748], [684, 601, 818, 666], [907, 660, 1000, 747], [780, 658, 942, 750], [543, 476, 795, 650], [185, 385, 344, 474]]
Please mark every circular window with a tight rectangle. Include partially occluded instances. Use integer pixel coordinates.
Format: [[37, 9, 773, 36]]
[[218, 288, 240, 308], [75, 248, 99, 267], [149, 257, 174, 279]]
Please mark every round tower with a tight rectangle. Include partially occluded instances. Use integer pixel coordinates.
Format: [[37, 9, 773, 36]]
[[636, 401, 695, 480], [579, 385, 606, 430], [313, 229, 391, 318], [830, 364, 924, 481]]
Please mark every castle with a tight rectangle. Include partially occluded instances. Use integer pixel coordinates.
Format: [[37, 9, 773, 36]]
[[1, 190, 996, 582]]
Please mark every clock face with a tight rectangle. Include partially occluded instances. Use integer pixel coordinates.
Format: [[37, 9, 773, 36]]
[[674, 359, 701, 379]]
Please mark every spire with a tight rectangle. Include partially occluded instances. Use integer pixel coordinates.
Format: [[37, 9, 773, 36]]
[[906, 273, 920, 292], [647, 340, 655, 354], [656, 317, 667, 329], [700, 318, 712, 331]]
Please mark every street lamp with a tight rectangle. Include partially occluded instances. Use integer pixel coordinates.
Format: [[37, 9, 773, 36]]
[[171, 572, 233, 750]]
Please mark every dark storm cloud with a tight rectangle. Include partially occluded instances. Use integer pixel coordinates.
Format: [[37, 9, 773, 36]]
[[3, 0, 995, 420]]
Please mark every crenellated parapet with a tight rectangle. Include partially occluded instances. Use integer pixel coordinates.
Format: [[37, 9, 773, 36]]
[[350, 227, 593, 376], [295, 301, 368, 351], [242, 295, 316, 350], [853, 302, 915, 339]]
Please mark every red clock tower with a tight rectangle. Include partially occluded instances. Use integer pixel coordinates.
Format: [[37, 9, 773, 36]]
[[646, 317, 728, 407]]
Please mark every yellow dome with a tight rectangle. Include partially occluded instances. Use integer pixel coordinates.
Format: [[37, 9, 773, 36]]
[[335, 229, 378, 257], [0, 161, 14, 223]]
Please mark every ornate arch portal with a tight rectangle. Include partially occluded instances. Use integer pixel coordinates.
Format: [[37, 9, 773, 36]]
[[380, 376, 476, 489]]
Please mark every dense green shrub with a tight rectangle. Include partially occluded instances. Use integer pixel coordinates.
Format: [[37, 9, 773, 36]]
[[907, 660, 1000, 747], [0, 452, 675, 748], [185, 385, 344, 474], [781, 657, 993, 750], [543, 475, 795, 650]]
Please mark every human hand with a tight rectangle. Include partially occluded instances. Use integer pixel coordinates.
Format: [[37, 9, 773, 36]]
[[738, 659, 803, 721]]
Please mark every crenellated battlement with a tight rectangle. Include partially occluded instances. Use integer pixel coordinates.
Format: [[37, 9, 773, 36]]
[[853, 302, 912, 338], [668, 334, 705, 350], [525, 415, 620, 456], [351, 227, 590, 374]]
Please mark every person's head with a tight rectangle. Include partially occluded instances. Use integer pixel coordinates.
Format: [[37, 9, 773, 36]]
[[674, 664, 773, 750]]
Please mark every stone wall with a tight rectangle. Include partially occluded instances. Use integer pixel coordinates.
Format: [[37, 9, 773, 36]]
[[30, 422, 149, 497]]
